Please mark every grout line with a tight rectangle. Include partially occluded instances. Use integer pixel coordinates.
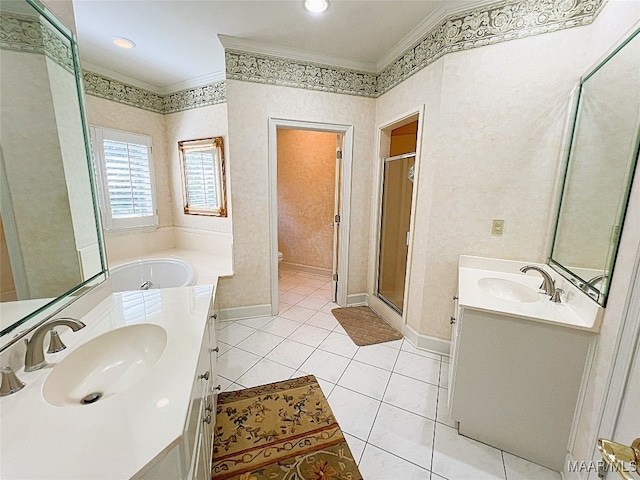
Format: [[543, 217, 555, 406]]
[[501, 450, 508, 479], [431, 386, 443, 477], [362, 342, 402, 445], [363, 443, 434, 475]]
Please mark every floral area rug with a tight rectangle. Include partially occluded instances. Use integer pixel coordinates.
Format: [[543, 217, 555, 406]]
[[212, 375, 362, 480]]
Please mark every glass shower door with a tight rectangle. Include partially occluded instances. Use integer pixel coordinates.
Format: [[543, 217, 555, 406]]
[[377, 153, 415, 314]]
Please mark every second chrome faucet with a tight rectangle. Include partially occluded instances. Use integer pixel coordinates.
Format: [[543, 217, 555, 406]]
[[520, 265, 563, 303]]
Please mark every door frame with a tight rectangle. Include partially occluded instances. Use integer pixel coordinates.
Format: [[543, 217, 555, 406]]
[[368, 106, 425, 332], [267, 118, 353, 315], [586, 242, 640, 479]]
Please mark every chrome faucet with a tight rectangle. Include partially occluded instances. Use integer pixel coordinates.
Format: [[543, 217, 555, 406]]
[[24, 317, 85, 372], [582, 273, 608, 292], [520, 265, 563, 302]]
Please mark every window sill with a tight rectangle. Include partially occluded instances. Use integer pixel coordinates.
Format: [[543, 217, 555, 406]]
[[104, 225, 159, 237]]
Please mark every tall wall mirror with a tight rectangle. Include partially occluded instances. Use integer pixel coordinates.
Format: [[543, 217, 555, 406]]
[[550, 26, 640, 306], [0, 0, 106, 349]]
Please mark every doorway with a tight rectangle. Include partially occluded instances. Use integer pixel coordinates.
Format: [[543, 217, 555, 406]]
[[276, 129, 340, 294], [268, 119, 353, 315], [376, 120, 418, 315]]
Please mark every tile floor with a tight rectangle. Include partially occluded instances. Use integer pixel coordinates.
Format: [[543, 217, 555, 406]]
[[215, 269, 561, 480]]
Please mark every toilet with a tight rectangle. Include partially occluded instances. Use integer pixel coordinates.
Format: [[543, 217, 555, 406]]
[[278, 251, 283, 263]]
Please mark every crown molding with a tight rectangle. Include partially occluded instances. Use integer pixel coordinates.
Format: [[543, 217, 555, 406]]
[[79, 61, 164, 94], [157, 70, 226, 95], [218, 34, 377, 73], [376, 0, 499, 72]]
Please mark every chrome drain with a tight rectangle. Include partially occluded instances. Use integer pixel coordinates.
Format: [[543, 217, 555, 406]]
[[80, 392, 103, 405]]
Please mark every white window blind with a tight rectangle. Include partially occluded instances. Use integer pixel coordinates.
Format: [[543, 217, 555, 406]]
[[183, 150, 219, 209], [178, 137, 226, 217], [90, 127, 158, 231]]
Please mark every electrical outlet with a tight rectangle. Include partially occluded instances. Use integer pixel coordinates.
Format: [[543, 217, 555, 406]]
[[491, 219, 505, 236]]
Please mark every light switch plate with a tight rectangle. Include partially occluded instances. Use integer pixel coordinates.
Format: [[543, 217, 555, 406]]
[[491, 219, 505, 236]]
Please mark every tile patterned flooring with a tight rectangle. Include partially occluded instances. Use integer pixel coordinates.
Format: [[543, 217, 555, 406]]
[[215, 269, 561, 480]]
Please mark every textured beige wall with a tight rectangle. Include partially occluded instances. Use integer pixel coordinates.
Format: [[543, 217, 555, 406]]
[[277, 129, 336, 271], [221, 81, 375, 308], [165, 103, 232, 235]]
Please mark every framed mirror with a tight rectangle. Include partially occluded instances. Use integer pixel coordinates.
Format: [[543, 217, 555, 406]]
[[550, 26, 640, 306], [0, 0, 106, 348]]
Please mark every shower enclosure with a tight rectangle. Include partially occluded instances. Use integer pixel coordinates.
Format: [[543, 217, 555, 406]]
[[376, 121, 417, 314]]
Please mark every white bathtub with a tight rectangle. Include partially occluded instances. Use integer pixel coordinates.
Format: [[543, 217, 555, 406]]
[[110, 258, 197, 293]]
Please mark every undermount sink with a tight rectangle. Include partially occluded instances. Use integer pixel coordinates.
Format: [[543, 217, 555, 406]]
[[477, 277, 540, 303], [43, 324, 167, 407]]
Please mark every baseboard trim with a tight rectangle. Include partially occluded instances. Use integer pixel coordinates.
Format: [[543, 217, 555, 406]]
[[346, 293, 368, 306], [280, 262, 332, 277], [219, 304, 272, 321], [404, 325, 451, 357]]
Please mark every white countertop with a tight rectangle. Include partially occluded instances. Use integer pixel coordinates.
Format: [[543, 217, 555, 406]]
[[458, 255, 602, 332], [0, 284, 215, 480]]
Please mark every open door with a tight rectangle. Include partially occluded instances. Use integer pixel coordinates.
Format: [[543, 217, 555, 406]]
[[331, 134, 343, 303], [590, 251, 640, 479], [595, 341, 640, 478]]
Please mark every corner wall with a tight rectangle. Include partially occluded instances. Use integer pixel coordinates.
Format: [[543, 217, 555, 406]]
[[220, 81, 375, 308], [375, 2, 640, 342], [84, 96, 174, 262], [84, 97, 232, 262], [165, 103, 233, 256]]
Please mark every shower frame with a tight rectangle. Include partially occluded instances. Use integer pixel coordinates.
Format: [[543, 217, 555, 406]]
[[368, 106, 425, 333]]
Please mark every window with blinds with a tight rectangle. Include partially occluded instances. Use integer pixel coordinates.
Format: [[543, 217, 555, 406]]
[[90, 127, 158, 231], [178, 137, 227, 217]]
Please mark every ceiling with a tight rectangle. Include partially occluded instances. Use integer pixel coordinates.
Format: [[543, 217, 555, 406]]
[[72, 0, 485, 94]]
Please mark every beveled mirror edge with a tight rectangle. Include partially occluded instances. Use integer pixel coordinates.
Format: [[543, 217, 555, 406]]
[[0, 0, 108, 349], [548, 25, 640, 308]]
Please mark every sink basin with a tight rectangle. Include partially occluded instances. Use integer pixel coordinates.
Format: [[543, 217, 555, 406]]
[[43, 324, 167, 407], [477, 277, 540, 303]]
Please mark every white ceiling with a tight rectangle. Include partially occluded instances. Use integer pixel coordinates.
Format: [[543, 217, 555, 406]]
[[72, 0, 485, 94]]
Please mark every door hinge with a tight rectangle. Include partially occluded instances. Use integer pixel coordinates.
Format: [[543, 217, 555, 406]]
[[334, 214, 340, 224], [332, 273, 338, 281], [336, 150, 342, 160]]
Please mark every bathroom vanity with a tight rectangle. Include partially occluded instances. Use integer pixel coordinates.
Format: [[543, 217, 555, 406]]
[[448, 256, 601, 471], [0, 283, 219, 480]]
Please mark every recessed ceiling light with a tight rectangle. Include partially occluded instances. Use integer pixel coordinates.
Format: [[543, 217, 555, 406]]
[[304, 0, 328, 14], [112, 37, 136, 49]]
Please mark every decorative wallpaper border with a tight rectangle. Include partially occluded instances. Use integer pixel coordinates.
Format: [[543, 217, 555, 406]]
[[0, 12, 74, 73], [224, 51, 378, 98], [226, 0, 605, 98], [82, 71, 227, 115], [377, 0, 606, 95], [2, 0, 606, 112], [163, 81, 227, 114]]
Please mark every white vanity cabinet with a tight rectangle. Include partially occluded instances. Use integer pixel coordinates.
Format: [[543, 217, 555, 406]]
[[448, 305, 595, 471], [138, 291, 219, 480]]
